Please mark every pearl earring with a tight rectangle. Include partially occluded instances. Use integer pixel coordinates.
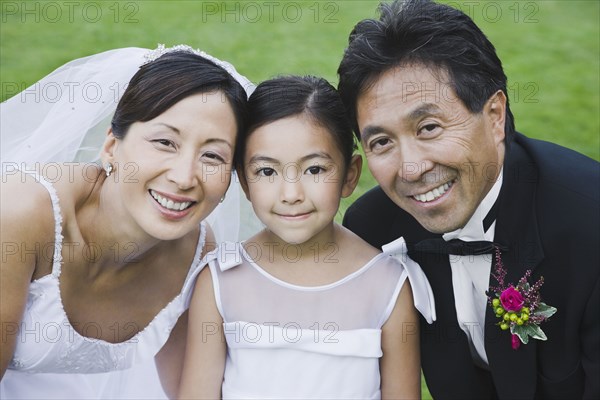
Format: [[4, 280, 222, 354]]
[[104, 163, 113, 177]]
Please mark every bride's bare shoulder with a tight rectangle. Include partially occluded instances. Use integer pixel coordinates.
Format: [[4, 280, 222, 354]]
[[1, 163, 100, 226], [46, 163, 103, 200], [1, 169, 56, 244]]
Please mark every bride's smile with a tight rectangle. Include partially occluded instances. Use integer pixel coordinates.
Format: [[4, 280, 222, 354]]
[[102, 92, 237, 242]]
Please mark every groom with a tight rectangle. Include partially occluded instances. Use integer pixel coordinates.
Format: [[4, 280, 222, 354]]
[[338, 0, 599, 398]]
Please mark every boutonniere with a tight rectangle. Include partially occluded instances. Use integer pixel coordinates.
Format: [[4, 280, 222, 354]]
[[486, 248, 557, 349]]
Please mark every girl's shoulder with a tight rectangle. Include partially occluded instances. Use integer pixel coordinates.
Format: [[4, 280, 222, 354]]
[[335, 223, 382, 265]]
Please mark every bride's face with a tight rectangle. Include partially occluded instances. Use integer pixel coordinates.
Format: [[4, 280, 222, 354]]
[[105, 91, 237, 241]]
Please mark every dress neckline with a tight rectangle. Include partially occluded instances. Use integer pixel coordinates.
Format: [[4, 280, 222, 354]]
[[29, 171, 207, 346], [239, 243, 386, 292]]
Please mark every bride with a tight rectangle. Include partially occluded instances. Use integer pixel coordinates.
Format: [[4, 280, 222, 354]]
[[0, 45, 259, 399]]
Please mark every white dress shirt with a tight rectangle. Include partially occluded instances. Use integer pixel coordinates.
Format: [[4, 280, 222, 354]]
[[442, 170, 503, 367]]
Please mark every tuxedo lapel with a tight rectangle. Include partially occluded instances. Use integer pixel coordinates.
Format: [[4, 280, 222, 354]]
[[495, 136, 545, 283], [396, 216, 497, 397], [485, 136, 545, 399]]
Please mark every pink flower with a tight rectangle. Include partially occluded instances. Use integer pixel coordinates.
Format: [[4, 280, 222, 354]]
[[511, 334, 521, 350], [500, 286, 524, 311]]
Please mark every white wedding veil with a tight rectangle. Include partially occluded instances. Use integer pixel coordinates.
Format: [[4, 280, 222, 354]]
[[0, 45, 262, 243]]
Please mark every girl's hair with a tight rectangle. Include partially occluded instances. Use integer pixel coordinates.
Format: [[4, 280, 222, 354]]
[[111, 51, 248, 139], [236, 75, 355, 175]]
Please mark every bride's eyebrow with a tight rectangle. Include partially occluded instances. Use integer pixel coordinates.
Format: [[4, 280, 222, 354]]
[[151, 122, 180, 134], [204, 138, 233, 149]]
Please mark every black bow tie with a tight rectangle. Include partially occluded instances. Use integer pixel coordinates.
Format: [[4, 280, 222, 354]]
[[412, 193, 505, 256], [413, 238, 508, 256]]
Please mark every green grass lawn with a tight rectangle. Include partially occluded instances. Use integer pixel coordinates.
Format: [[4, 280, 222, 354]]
[[2, 1, 598, 398]]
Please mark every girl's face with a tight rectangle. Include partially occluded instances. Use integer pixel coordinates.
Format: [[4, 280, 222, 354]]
[[243, 115, 360, 245], [103, 91, 237, 241]]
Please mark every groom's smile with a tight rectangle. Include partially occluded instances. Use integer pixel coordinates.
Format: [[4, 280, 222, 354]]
[[411, 179, 455, 203]]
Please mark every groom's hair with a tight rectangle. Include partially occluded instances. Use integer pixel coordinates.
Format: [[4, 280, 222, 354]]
[[337, 0, 515, 141]]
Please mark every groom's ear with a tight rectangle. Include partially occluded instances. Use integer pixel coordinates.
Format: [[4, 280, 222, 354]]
[[341, 154, 362, 198], [485, 90, 507, 146], [100, 128, 118, 165]]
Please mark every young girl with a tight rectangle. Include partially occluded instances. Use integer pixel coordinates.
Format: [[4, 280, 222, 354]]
[[179, 76, 422, 399]]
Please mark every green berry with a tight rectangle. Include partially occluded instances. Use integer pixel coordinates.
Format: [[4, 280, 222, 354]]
[[492, 298, 500, 307], [503, 313, 511, 321], [495, 307, 505, 315], [517, 318, 524, 325], [521, 307, 530, 314], [500, 323, 509, 330], [510, 314, 518, 322], [522, 314, 529, 321]]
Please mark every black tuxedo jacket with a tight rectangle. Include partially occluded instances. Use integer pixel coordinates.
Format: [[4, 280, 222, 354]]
[[344, 133, 599, 399]]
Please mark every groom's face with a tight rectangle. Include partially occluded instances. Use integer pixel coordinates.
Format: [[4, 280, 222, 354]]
[[356, 65, 506, 234]]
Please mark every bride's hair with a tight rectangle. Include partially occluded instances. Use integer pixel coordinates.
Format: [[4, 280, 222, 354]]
[[111, 51, 248, 140]]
